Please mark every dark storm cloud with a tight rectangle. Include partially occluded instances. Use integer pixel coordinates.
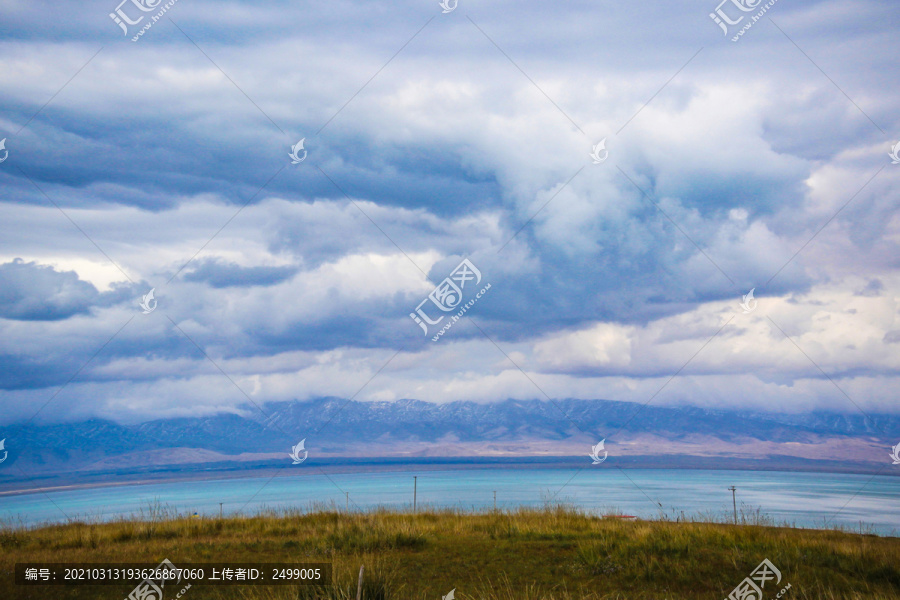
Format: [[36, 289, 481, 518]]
[[0, 259, 128, 320]]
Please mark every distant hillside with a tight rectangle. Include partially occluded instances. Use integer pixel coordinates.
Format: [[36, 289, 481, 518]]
[[1, 398, 897, 479]]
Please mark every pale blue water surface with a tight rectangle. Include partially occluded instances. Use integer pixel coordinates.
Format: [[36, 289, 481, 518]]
[[2, 468, 898, 535]]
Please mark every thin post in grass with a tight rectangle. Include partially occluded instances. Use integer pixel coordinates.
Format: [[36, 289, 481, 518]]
[[728, 486, 737, 524], [413, 476, 417, 513], [356, 565, 364, 600], [493, 490, 496, 512], [219, 503, 223, 518], [346, 492, 349, 512]]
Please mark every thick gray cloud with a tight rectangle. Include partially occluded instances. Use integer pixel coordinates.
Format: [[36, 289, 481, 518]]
[[0, 0, 898, 424], [0, 259, 128, 320]]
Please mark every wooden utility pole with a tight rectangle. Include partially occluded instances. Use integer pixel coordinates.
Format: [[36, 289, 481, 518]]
[[413, 476, 418, 512], [219, 503, 223, 518], [728, 486, 737, 524], [493, 490, 496, 511]]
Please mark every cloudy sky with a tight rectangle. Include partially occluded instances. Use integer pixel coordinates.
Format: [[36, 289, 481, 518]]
[[1, 0, 898, 424]]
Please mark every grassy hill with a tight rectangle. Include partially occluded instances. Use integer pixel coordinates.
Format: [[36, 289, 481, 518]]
[[2, 507, 899, 599]]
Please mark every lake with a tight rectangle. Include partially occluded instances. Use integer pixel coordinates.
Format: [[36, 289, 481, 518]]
[[2, 467, 898, 535]]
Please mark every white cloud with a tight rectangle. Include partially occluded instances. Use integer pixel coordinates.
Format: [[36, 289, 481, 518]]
[[1, 0, 899, 424]]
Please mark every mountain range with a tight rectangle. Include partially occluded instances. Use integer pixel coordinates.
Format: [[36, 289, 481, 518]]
[[1, 398, 897, 490]]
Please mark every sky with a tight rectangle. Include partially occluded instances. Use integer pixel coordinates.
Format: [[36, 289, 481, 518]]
[[0, 0, 899, 424]]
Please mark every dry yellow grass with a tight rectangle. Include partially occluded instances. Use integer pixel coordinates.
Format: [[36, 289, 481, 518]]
[[2, 505, 899, 599]]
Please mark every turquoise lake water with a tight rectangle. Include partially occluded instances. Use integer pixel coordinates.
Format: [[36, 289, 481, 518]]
[[2, 468, 898, 535]]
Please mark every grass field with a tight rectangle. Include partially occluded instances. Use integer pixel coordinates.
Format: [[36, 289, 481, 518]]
[[2, 505, 899, 599]]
